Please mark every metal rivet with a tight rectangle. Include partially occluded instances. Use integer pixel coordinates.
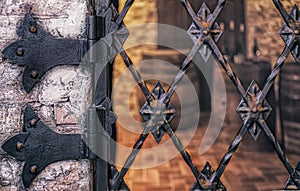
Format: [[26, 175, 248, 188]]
[[16, 47, 24, 56], [16, 142, 23, 150], [30, 119, 37, 126], [30, 71, 39, 79], [30, 165, 37, 174], [29, 25, 37, 33], [203, 30, 209, 36]]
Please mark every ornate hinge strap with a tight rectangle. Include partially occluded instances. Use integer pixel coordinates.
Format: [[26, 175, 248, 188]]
[[1, 106, 95, 188], [1, 13, 86, 93]]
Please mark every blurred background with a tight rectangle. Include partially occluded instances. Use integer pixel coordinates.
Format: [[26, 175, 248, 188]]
[[112, 0, 300, 190]]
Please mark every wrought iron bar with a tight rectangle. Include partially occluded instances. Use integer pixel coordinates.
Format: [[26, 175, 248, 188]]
[[180, 0, 204, 31], [114, 10, 208, 191], [119, 50, 154, 103], [207, 0, 226, 28], [99, 0, 152, 105], [116, 0, 134, 26], [181, 0, 300, 189], [116, 42, 209, 189], [164, 37, 204, 103], [258, 43, 291, 104], [164, 123, 204, 189], [92, 0, 112, 190], [89, 1, 136, 189], [209, 118, 252, 185], [205, 12, 299, 191], [273, 0, 295, 27], [111, 123, 155, 189], [113, 1, 208, 189], [97, 0, 110, 15], [260, 120, 295, 175], [180, 0, 247, 98], [206, 36, 246, 98], [114, 0, 238, 189], [88, 0, 96, 15], [87, 12, 100, 191]]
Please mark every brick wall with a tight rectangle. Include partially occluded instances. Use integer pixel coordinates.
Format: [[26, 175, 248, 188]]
[[0, 0, 92, 190]]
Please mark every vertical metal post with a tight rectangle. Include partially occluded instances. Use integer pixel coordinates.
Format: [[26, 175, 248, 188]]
[[87, 0, 113, 190], [96, 1, 112, 190]]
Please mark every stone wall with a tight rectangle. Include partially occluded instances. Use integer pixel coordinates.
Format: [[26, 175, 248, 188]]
[[0, 0, 92, 190]]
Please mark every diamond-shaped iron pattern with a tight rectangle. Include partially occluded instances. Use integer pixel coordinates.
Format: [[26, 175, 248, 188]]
[[182, 0, 300, 190], [280, 4, 300, 61], [112, 0, 300, 190], [140, 82, 176, 143], [105, 4, 130, 56], [187, 3, 222, 43], [187, 3, 222, 61], [192, 162, 225, 191], [236, 81, 272, 140], [4, 0, 300, 189]]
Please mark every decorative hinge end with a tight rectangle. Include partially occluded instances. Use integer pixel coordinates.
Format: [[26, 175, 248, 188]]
[[2, 106, 94, 188]]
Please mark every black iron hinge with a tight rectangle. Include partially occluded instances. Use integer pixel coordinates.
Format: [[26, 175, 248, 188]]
[[1, 0, 132, 188], [1, 105, 96, 188], [2, 13, 87, 93]]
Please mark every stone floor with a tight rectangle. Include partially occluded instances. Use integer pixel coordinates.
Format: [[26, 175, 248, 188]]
[[115, 116, 300, 191]]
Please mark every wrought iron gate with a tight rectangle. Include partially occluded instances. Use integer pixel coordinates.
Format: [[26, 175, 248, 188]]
[[1, 0, 300, 190]]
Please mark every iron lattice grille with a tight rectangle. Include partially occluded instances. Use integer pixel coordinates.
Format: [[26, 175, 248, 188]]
[[1, 0, 299, 190], [103, 0, 300, 190]]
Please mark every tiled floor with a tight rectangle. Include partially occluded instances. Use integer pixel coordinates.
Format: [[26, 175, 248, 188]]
[[115, 117, 300, 191]]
